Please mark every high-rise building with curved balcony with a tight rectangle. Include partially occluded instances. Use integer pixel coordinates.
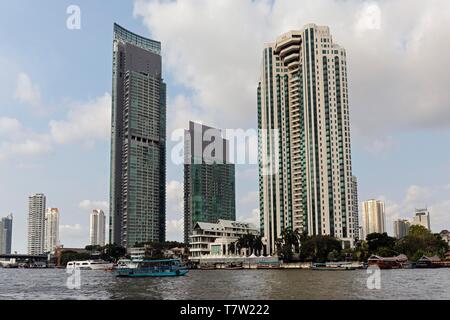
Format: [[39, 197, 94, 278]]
[[258, 24, 356, 254], [110, 24, 166, 247]]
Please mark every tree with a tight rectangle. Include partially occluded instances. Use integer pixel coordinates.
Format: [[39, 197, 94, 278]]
[[300, 235, 342, 262], [101, 244, 126, 262], [395, 225, 448, 261], [366, 233, 396, 255]]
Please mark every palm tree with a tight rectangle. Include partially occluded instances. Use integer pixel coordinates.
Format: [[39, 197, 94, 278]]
[[229, 242, 236, 255], [254, 236, 263, 256]]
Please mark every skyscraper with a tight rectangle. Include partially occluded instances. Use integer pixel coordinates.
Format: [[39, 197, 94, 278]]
[[258, 24, 355, 253], [44, 208, 59, 254], [361, 199, 385, 239], [351, 176, 360, 239], [110, 24, 166, 247], [412, 208, 431, 231], [90, 209, 106, 247], [28, 194, 46, 255], [393, 219, 411, 239], [0, 214, 13, 254], [184, 121, 236, 243]]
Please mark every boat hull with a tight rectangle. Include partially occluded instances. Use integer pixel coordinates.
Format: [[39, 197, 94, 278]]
[[117, 269, 189, 278]]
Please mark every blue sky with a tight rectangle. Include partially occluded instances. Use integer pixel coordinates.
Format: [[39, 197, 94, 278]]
[[1, 0, 449, 253]]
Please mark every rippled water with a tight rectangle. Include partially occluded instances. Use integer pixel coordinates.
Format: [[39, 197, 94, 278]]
[[0, 268, 449, 300]]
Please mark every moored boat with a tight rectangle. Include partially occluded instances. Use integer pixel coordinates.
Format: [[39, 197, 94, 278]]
[[312, 262, 356, 271], [116, 259, 188, 277], [66, 260, 114, 271]]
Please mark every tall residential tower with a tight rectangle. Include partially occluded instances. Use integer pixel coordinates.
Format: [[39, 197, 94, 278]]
[[258, 24, 355, 253], [184, 121, 236, 243], [28, 194, 46, 255], [44, 208, 60, 254], [90, 209, 106, 247], [361, 199, 386, 239], [110, 24, 167, 247]]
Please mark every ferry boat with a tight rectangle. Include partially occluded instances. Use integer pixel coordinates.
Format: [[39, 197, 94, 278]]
[[116, 259, 189, 277], [66, 260, 114, 271], [116, 259, 141, 270], [312, 262, 356, 271]]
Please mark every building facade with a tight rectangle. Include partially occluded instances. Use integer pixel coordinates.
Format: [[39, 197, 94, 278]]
[[90, 209, 106, 247], [189, 220, 259, 258], [28, 194, 46, 255], [184, 121, 236, 243], [361, 199, 385, 239], [412, 208, 431, 231], [110, 23, 167, 247], [258, 24, 355, 254], [351, 176, 360, 239], [44, 208, 60, 254], [0, 214, 13, 254], [393, 219, 411, 239]]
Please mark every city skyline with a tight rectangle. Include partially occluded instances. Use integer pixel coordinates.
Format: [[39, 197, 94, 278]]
[[1, 1, 450, 253]]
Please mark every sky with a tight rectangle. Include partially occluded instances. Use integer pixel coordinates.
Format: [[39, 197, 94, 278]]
[[0, 0, 449, 253]]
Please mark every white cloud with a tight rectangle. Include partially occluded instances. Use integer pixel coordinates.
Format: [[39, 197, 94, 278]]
[[0, 92, 111, 162], [0, 117, 22, 136], [59, 224, 87, 247], [240, 191, 259, 206], [0, 117, 52, 161], [78, 200, 109, 212], [49, 93, 111, 146], [238, 208, 260, 227], [14, 72, 42, 109], [166, 180, 183, 215], [166, 218, 183, 242], [134, 0, 450, 139]]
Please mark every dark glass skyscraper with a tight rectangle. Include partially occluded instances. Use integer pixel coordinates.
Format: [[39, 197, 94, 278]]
[[0, 214, 13, 254], [184, 122, 236, 243], [110, 24, 166, 247]]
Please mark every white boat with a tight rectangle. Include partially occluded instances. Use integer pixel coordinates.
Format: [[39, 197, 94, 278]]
[[66, 260, 114, 271], [116, 259, 141, 270]]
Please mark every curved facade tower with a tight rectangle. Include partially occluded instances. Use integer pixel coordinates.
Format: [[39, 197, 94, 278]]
[[258, 24, 356, 254], [110, 24, 166, 247]]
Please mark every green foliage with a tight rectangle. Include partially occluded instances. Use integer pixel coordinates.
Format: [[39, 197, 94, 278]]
[[366, 233, 396, 254], [299, 235, 342, 262], [394, 225, 448, 261], [60, 251, 91, 266], [235, 233, 263, 256], [275, 228, 302, 262]]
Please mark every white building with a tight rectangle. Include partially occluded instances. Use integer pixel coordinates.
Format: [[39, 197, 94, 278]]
[[440, 230, 449, 246], [28, 194, 46, 255], [258, 24, 356, 254], [189, 220, 259, 258], [44, 208, 60, 254], [90, 209, 106, 246], [412, 208, 431, 231], [393, 219, 411, 239], [362, 200, 385, 239]]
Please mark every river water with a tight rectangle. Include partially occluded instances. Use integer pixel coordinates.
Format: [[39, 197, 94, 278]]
[[0, 268, 449, 300]]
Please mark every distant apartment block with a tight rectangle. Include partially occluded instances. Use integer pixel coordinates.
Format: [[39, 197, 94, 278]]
[[393, 219, 411, 239], [90, 209, 106, 247], [412, 208, 431, 231], [44, 208, 60, 254], [0, 214, 13, 254], [28, 194, 46, 255], [362, 199, 385, 239]]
